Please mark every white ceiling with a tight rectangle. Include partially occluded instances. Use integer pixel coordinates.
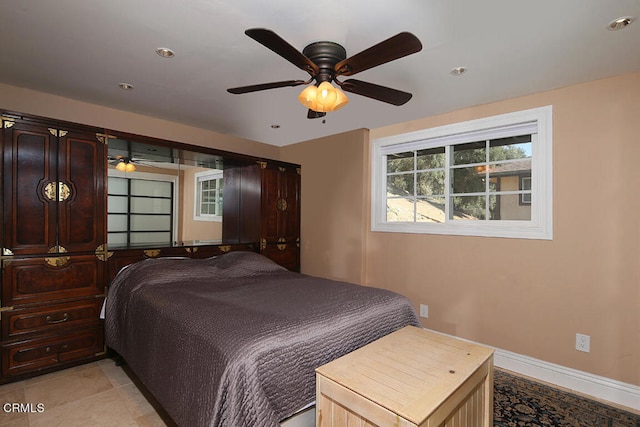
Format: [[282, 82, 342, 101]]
[[1, 0, 638, 147]]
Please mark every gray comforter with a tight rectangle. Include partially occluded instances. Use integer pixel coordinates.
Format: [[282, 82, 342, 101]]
[[105, 251, 419, 427]]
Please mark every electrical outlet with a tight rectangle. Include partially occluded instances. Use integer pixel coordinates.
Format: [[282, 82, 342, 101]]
[[419, 304, 429, 318], [576, 333, 590, 353]]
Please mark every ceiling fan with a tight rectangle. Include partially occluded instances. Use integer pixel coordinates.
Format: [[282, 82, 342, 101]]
[[227, 28, 423, 119]]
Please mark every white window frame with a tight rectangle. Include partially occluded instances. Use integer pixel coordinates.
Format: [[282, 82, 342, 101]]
[[371, 106, 553, 240], [520, 176, 532, 205], [194, 170, 223, 222]]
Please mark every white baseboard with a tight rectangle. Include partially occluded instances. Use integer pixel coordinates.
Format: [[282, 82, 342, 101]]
[[494, 348, 640, 412], [425, 328, 640, 412]]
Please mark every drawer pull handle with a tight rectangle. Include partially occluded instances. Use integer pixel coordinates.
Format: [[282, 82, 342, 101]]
[[45, 346, 51, 353], [46, 313, 69, 324], [60, 344, 69, 351]]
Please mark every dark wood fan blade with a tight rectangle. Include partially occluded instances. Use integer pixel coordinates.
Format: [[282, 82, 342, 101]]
[[341, 79, 413, 106], [227, 80, 307, 94], [307, 110, 326, 119], [245, 28, 319, 76], [334, 32, 422, 77]]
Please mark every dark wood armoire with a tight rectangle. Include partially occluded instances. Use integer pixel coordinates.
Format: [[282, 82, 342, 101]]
[[223, 161, 301, 271], [0, 113, 107, 383], [0, 110, 302, 384]]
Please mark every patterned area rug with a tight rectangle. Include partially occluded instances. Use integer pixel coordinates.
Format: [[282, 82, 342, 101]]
[[494, 369, 640, 427]]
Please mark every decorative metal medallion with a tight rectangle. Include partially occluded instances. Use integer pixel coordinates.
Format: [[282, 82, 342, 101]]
[[44, 182, 72, 202], [276, 198, 288, 211], [45, 246, 70, 267], [277, 237, 287, 251]]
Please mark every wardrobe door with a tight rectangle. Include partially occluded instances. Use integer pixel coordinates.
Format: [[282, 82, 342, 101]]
[[57, 128, 106, 254], [1, 121, 58, 256], [260, 163, 301, 271], [262, 165, 300, 241]]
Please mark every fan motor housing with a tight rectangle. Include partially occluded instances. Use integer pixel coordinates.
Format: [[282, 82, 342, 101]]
[[303, 41, 347, 82]]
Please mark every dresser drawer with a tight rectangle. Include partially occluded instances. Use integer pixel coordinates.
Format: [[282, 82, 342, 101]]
[[1, 326, 104, 377], [2, 255, 105, 306], [1, 299, 103, 340]]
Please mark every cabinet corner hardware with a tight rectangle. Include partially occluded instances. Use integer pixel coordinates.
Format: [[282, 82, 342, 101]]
[[2, 248, 14, 256], [95, 244, 113, 261], [258, 161, 267, 169], [48, 128, 68, 137], [185, 247, 198, 254], [260, 239, 267, 251], [2, 118, 15, 128], [219, 245, 231, 253], [48, 246, 68, 254], [0, 306, 15, 313], [144, 249, 161, 258]]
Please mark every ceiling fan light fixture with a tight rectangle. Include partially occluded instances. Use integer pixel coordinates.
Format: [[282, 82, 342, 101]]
[[298, 82, 349, 113], [333, 87, 349, 111], [315, 81, 338, 112], [298, 85, 319, 110]]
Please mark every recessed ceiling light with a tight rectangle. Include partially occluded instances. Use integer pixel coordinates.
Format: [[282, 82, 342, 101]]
[[450, 66, 468, 76], [118, 82, 134, 90], [155, 47, 175, 58], [607, 16, 635, 30]]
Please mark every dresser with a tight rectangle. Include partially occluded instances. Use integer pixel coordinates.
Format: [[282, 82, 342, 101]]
[[1, 113, 107, 383], [315, 326, 494, 427]]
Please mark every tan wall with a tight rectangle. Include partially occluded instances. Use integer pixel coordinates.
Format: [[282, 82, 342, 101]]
[[285, 72, 640, 387], [0, 83, 279, 159], [280, 129, 369, 284]]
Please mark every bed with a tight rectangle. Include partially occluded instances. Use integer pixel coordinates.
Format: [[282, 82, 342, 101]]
[[105, 251, 420, 427]]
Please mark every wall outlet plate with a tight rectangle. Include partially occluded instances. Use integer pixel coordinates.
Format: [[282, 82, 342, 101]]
[[576, 333, 590, 353], [419, 304, 429, 318]]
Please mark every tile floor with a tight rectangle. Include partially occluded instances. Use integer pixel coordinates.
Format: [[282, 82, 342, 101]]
[[0, 359, 174, 427]]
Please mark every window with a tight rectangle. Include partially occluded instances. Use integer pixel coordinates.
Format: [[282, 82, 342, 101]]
[[371, 106, 552, 239], [194, 170, 223, 221], [107, 172, 177, 246]]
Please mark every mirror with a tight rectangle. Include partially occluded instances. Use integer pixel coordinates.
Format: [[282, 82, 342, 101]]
[[107, 138, 228, 249]]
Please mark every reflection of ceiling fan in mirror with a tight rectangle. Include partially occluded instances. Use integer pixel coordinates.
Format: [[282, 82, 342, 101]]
[[108, 155, 162, 172]]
